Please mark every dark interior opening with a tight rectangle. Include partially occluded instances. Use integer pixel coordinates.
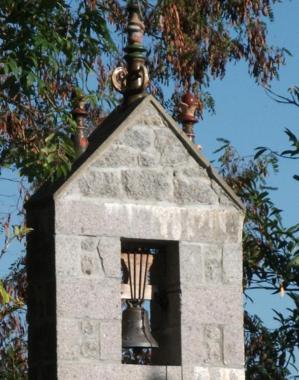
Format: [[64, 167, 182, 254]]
[[121, 238, 181, 366]]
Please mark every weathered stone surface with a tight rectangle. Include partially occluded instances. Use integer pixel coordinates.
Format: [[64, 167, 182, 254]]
[[182, 324, 222, 367], [117, 125, 155, 151], [55, 235, 81, 278], [183, 366, 207, 380], [174, 174, 218, 205], [80, 340, 99, 360], [57, 318, 100, 362], [81, 236, 98, 252], [94, 145, 138, 168], [223, 324, 245, 367], [80, 238, 103, 277], [203, 244, 223, 285], [166, 366, 182, 380], [154, 128, 190, 166], [58, 363, 167, 380], [141, 102, 168, 128], [211, 180, 239, 209], [147, 110, 167, 127], [224, 211, 243, 243], [181, 323, 204, 365], [100, 320, 121, 361], [78, 170, 123, 198], [121, 168, 173, 201], [181, 287, 243, 325], [80, 252, 101, 277], [193, 367, 245, 380], [58, 363, 118, 380], [56, 235, 118, 280], [180, 243, 204, 286], [203, 324, 223, 365], [223, 244, 243, 286], [81, 320, 101, 360], [56, 278, 121, 320], [58, 100, 244, 211], [166, 366, 183, 380], [175, 162, 207, 178], [97, 236, 121, 278], [56, 200, 243, 244], [137, 151, 160, 167], [123, 364, 166, 379]]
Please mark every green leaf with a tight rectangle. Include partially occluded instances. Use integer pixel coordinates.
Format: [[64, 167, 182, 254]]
[[289, 256, 299, 268], [13, 224, 33, 241], [0, 281, 10, 304], [5, 57, 21, 78], [285, 128, 298, 145], [26, 71, 36, 87], [282, 48, 293, 57], [254, 147, 267, 159], [45, 133, 56, 143]]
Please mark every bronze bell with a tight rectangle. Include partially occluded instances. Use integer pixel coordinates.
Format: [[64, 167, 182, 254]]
[[122, 305, 158, 348]]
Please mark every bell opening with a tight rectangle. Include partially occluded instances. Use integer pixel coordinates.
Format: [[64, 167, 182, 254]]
[[121, 239, 181, 366]]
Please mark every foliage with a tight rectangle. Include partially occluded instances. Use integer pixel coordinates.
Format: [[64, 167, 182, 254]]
[[255, 86, 299, 181], [239, 84, 299, 379], [0, 0, 286, 184], [245, 310, 296, 380], [0, 0, 117, 183], [0, 257, 27, 379], [214, 139, 299, 379], [145, 0, 285, 93]]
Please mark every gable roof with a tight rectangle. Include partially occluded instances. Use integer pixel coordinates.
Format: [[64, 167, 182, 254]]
[[26, 95, 245, 210]]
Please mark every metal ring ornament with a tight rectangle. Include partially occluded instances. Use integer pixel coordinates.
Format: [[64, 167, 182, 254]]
[[140, 63, 149, 90], [111, 63, 149, 94], [111, 66, 128, 94]]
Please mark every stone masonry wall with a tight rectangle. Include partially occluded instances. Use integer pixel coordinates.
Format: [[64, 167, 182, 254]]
[[51, 100, 245, 380]]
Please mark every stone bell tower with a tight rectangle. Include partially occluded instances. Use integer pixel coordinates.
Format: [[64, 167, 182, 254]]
[[26, 2, 245, 379]]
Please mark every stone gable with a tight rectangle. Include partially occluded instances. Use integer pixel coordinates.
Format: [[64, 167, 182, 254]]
[[57, 99, 240, 212]]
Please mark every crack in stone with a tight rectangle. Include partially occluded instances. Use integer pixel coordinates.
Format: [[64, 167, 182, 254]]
[[97, 243, 107, 276]]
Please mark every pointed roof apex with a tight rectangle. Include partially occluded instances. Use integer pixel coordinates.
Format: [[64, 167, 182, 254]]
[[26, 95, 245, 211]]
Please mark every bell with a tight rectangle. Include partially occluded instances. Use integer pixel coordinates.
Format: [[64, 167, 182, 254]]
[[122, 305, 158, 348]]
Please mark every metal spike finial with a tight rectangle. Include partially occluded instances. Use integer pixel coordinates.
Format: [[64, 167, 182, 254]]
[[179, 92, 200, 146], [72, 95, 89, 156], [111, 1, 149, 105]]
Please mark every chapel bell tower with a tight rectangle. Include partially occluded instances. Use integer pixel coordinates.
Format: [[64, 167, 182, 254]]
[[26, 2, 245, 379]]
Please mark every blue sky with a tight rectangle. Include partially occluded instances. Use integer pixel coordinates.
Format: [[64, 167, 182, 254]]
[[197, 1, 299, 373], [0, 170, 24, 276], [199, 0, 299, 227]]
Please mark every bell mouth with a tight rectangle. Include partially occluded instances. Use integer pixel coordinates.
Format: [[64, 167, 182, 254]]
[[122, 305, 159, 349]]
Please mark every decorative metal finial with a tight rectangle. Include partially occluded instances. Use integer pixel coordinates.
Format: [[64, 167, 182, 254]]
[[72, 95, 89, 156], [180, 92, 200, 145], [111, 0, 149, 105]]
